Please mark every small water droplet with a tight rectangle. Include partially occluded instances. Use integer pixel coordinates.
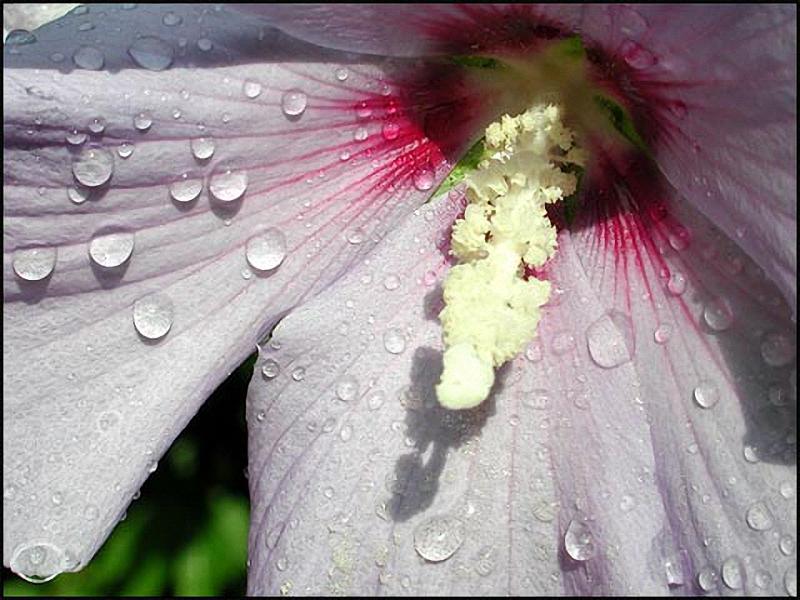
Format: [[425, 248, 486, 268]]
[[117, 142, 135, 158], [564, 519, 596, 561], [197, 38, 213, 52], [413, 515, 464, 562], [246, 229, 287, 271], [128, 36, 174, 71], [355, 101, 372, 119], [755, 569, 773, 589], [261, 359, 280, 379], [339, 424, 353, 441], [522, 389, 551, 411], [664, 556, 684, 587], [383, 328, 406, 354], [281, 90, 307, 117], [347, 228, 365, 245], [65, 129, 88, 145], [745, 501, 774, 531], [382, 121, 400, 140], [383, 274, 400, 290], [72, 147, 114, 187], [668, 226, 690, 251], [88, 117, 106, 134], [761, 332, 795, 367], [785, 566, 797, 596], [780, 481, 795, 499], [6, 29, 36, 45], [133, 293, 174, 340], [620, 39, 657, 69], [693, 380, 719, 409], [586, 313, 632, 368], [551, 331, 576, 356], [243, 79, 262, 99], [354, 127, 368, 141], [335, 375, 359, 402], [697, 565, 718, 592], [413, 168, 435, 191], [291, 367, 306, 382], [133, 111, 153, 131], [653, 324, 672, 344], [209, 166, 248, 202], [89, 230, 135, 268], [335, 67, 348, 81], [703, 297, 734, 331], [190, 136, 215, 160], [73, 45, 104, 70], [162, 11, 182, 26], [780, 536, 796, 556], [743, 444, 760, 463], [13, 247, 57, 281], [619, 494, 635, 512], [169, 176, 202, 203], [721, 556, 744, 589]]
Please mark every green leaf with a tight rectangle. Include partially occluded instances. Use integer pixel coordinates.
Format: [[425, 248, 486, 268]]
[[431, 138, 485, 198]]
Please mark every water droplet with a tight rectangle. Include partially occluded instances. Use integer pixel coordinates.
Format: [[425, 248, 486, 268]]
[[117, 142, 135, 158], [382, 121, 400, 140], [347, 228, 365, 245], [50, 52, 65, 63], [721, 556, 744, 589], [169, 176, 202, 203], [72, 147, 114, 187], [754, 569, 772, 589], [133, 294, 174, 340], [564, 520, 596, 561], [88, 117, 106, 134], [162, 11, 182, 26], [668, 226, 690, 251], [654, 324, 672, 344], [620, 40, 657, 69], [693, 380, 719, 409], [366, 390, 386, 410], [551, 331, 576, 356], [243, 79, 262, 99], [10, 542, 66, 583], [209, 167, 248, 202], [413, 168, 435, 191], [761, 332, 795, 367], [531, 501, 557, 523], [276, 556, 288, 571], [255, 410, 265, 423], [65, 129, 88, 145], [383, 274, 400, 290], [743, 444, 760, 463], [768, 384, 789, 407], [664, 557, 684, 587], [246, 229, 287, 271], [261, 359, 280, 379], [780, 481, 795, 499], [133, 111, 153, 131], [128, 36, 173, 71], [745, 501, 774, 531], [339, 150, 351, 161], [703, 297, 734, 331], [291, 367, 306, 382], [522, 389, 551, 410], [785, 566, 797, 596], [281, 90, 307, 117], [73, 45, 104, 70], [13, 247, 57, 281], [190, 136, 215, 160], [619, 494, 635, 512], [525, 340, 544, 362], [355, 101, 372, 119], [413, 515, 464, 562], [339, 424, 353, 441], [354, 127, 368, 141], [383, 328, 406, 354], [89, 230, 134, 268], [780, 536, 796, 556], [335, 67, 348, 81], [697, 565, 718, 592], [586, 313, 632, 368], [335, 375, 359, 402], [6, 29, 36, 45], [197, 38, 213, 52]]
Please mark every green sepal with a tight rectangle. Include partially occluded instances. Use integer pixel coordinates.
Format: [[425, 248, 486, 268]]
[[592, 94, 650, 155], [430, 138, 486, 199]]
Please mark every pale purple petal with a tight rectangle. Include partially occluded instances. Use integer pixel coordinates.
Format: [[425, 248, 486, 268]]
[[3, 4, 479, 579]]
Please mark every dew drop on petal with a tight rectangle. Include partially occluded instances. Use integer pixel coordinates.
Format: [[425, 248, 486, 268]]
[[12, 247, 56, 281], [693, 380, 719, 409], [162, 11, 182, 26], [133, 111, 153, 131], [281, 90, 307, 117], [67, 186, 90, 204], [382, 121, 400, 140], [697, 565, 718, 592], [133, 294, 174, 340], [354, 127, 368, 141], [72, 147, 114, 187], [65, 129, 88, 145], [383, 274, 400, 290], [117, 142, 135, 158], [209, 167, 248, 202], [169, 176, 202, 203], [246, 229, 287, 271], [551, 331, 576, 356], [9, 542, 66, 584], [654, 324, 672, 344], [745, 501, 774, 531], [761, 332, 795, 367], [366, 390, 386, 410], [89, 231, 134, 268], [291, 367, 306, 381], [347, 228, 365, 245], [383, 328, 406, 354], [88, 117, 106, 134], [564, 519, 596, 561], [664, 557, 684, 587], [73, 45, 104, 70], [413, 515, 464, 562], [721, 556, 744, 590], [786, 566, 797, 596], [128, 36, 173, 71], [197, 38, 213, 52], [780, 481, 795, 499], [703, 297, 734, 331], [243, 79, 262, 99], [619, 39, 657, 69], [261, 359, 280, 379], [190, 136, 215, 160], [780, 536, 795, 556], [335, 375, 359, 402], [355, 101, 372, 119], [335, 67, 348, 81], [413, 168, 435, 191], [586, 313, 632, 368]]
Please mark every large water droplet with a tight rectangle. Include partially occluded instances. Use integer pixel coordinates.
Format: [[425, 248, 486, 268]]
[[586, 312, 633, 368], [383, 328, 406, 354], [72, 147, 114, 187], [133, 294, 174, 340], [169, 176, 202, 203], [128, 36, 173, 71], [693, 380, 720, 409], [697, 565, 718, 592], [335, 375, 359, 402], [413, 168, 435, 191], [745, 501, 774, 531], [245, 229, 286, 271], [721, 556, 744, 589], [89, 230, 134, 268], [190, 136, 215, 160], [243, 79, 262, 99], [564, 520, 596, 561], [9, 542, 66, 583], [73, 45, 104, 70], [261, 359, 280, 379], [703, 298, 733, 331], [761, 332, 795, 367], [209, 167, 248, 202], [67, 186, 90, 204], [281, 90, 307, 117], [133, 111, 153, 131], [780, 536, 795, 556], [6, 29, 36, 46], [12, 247, 56, 281], [413, 515, 464, 562]]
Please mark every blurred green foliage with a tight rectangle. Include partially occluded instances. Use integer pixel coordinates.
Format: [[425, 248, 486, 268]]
[[3, 355, 255, 597]]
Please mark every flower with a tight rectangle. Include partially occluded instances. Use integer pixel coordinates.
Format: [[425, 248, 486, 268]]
[[3, 3, 796, 596]]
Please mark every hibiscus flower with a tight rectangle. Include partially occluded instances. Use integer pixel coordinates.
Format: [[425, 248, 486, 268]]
[[3, 4, 796, 596]]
